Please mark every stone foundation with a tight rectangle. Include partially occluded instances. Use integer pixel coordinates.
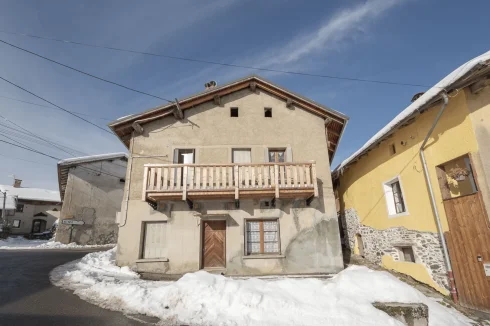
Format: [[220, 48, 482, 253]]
[[340, 208, 448, 292]]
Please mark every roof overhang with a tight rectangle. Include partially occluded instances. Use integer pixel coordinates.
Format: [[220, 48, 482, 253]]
[[108, 75, 349, 161], [332, 51, 490, 179]]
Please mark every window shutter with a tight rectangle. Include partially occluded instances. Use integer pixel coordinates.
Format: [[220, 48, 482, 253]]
[[264, 148, 269, 162], [173, 149, 179, 164], [286, 147, 292, 162]]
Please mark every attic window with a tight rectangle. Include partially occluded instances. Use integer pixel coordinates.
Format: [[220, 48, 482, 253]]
[[389, 143, 396, 155], [264, 108, 272, 118], [230, 107, 239, 117]]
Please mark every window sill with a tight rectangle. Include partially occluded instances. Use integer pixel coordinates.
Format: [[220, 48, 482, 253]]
[[136, 258, 169, 263], [243, 254, 285, 260], [388, 211, 409, 219]]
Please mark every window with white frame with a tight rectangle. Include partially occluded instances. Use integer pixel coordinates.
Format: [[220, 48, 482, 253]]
[[383, 177, 407, 216], [141, 221, 167, 259], [245, 219, 280, 255]]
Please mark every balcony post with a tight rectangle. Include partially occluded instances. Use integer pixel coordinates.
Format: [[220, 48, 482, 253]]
[[274, 164, 279, 198], [234, 165, 239, 199], [312, 162, 319, 197], [182, 166, 188, 200], [142, 166, 148, 201]]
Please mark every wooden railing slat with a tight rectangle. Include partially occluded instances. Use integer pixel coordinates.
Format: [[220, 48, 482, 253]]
[[156, 168, 162, 190], [195, 167, 201, 189], [169, 167, 175, 190], [305, 165, 311, 185]]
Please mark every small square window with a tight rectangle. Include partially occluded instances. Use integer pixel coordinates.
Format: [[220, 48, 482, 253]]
[[398, 246, 415, 263], [264, 108, 272, 118], [230, 107, 239, 117], [389, 143, 396, 155], [12, 219, 21, 228], [16, 204, 24, 213]]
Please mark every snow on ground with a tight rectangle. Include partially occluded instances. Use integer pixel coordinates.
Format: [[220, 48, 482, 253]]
[[0, 236, 115, 250], [50, 248, 472, 326]]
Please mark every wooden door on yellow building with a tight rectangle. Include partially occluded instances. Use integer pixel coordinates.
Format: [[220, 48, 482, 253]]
[[437, 154, 490, 312]]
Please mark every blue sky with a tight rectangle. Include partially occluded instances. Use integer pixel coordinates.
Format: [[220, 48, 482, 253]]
[[0, 0, 488, 191]]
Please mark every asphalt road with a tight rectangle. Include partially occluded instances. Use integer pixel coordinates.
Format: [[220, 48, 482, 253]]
[[0, 250, 147, 326]]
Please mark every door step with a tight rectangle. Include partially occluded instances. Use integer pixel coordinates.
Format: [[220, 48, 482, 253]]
[[203, 268, 226, 275]]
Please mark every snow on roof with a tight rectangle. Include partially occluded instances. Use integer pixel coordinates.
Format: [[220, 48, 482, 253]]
[[0, 193, 17, 210], [58, 152, 128, 166], [0, 185, 60, 203], [335, 50, 490, 173]]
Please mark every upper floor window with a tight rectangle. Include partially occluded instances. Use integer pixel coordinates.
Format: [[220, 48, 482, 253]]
[[389, 143, 396, 155], [264, 108, 272, 118], [230, 107, 239, 117], [383, 177, 407, 217], [16, 204, 24, 213], [268, 149, 286, 163]]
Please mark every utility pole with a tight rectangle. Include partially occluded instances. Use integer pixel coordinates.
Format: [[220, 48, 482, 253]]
[[1, 190, 6, 226]]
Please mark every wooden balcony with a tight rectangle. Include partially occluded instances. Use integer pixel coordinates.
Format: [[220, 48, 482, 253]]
[[142, 162, 318, 204]]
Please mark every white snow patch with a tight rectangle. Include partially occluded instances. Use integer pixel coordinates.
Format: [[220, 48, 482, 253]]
[[50, 248, 471, 326], [58, 152, 128, 166], [0, 184, 60, 202], [336, 50, 490, 172], [0, 236, 115, 250]]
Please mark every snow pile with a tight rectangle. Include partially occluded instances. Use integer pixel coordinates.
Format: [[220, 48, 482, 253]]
[[51, 249, 471, 326], [0, 236, 115, 250]]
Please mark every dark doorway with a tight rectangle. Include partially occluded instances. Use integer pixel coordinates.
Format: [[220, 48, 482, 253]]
[[31, 219, 47, 233]]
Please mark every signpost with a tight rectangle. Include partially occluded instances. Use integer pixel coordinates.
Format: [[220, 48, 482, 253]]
[[62, 219, 85, 243]]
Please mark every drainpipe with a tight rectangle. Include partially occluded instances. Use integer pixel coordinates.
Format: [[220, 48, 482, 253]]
[[419, 92, 458, 303]]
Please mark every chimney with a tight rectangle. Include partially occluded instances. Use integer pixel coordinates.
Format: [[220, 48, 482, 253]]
[[13, 179, 22, 188], [204, 80, 217, 90]]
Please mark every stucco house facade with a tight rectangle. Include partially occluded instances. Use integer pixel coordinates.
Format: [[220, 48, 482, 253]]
[[55, 153, 128, 245], [0, 180, 61, 235], [333, 51, 490, 311], [109, 75, 348, 277]]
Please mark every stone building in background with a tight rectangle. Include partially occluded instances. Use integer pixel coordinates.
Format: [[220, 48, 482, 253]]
[[55, 153, 128, 245]]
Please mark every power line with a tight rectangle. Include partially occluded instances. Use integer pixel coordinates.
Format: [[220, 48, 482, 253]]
[[0, 153, 53, 166], [0, 139, 125, 179], [0, 114, 86, 156], [0, 39, 174, 102], [0, 94, 112, 121], [0, 124, 86, 157], [0, 138, 60, 160], [0, 30, 435, 88], [0, 76, 113, 134]]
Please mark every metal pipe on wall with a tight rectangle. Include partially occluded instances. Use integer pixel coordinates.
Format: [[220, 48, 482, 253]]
[[419, 92, 458, 303]]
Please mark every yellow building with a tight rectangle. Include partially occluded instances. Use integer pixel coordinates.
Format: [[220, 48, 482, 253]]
[[333, 51, 490, 311]]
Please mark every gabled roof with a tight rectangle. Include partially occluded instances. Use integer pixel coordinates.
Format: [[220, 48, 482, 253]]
[[57, 153, 128, 201], [0, 184, 60, 204], [333, 49, 490, 176], [108, 74, 349, 160]]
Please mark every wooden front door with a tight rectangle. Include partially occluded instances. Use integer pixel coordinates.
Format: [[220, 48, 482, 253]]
[[437, 154, 490, 311], [202, 220, 226, 269]]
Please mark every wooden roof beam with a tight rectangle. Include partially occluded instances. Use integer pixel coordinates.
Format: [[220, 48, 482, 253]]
[[173, 98, 184, 119]]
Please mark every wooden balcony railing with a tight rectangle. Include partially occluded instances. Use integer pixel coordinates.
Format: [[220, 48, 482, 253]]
[[142, 162, 318, 202]]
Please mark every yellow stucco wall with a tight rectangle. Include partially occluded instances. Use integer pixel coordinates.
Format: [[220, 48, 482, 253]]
[[338, 90, 478, 232], [382, 256, 449, 295]]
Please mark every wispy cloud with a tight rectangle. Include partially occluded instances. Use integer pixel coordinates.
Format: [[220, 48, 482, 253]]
[[265, 0, 401, 66], [158, 0, 403, 98]]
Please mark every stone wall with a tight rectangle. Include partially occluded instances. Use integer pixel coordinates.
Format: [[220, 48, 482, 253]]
[[340, 208, 448, 292]]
